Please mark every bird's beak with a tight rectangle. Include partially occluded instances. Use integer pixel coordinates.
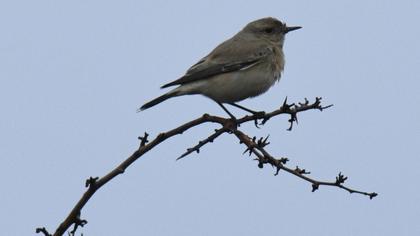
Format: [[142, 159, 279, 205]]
[[285, 26, 302, 33]]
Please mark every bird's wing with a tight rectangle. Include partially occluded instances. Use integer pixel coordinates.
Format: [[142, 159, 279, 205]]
[[160, 38, 273, 88]]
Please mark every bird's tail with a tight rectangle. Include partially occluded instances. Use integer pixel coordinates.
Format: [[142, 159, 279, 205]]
[[137, 90, 179, 112]]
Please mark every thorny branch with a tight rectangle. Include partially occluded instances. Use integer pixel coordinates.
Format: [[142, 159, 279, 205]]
[[177, 128, 228, 160], [233, 129, 377, 198], [36, 97, 376, 236]]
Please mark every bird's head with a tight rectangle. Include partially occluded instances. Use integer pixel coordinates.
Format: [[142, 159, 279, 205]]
[[242, 17, 301, 47]]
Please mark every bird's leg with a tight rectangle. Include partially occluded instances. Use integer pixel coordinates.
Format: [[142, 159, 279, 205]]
[[228, 103, 265, 116], [228, 103, 265, 128], [217, 102, 238, 125]]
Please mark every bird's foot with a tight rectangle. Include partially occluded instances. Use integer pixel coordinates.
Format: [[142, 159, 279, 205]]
[[250, 111, 265, 128]]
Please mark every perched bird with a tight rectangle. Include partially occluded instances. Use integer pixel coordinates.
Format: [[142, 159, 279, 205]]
[[139, 17, 301, 119]]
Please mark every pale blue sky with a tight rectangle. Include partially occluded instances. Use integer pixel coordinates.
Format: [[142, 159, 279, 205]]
[[1, 1, 419, 235]]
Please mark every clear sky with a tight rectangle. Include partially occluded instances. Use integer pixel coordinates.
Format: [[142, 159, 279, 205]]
[[1, 1, 419, 235]]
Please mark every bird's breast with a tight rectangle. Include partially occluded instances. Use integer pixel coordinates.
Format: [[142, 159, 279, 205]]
[[271, 46, 285, 80]]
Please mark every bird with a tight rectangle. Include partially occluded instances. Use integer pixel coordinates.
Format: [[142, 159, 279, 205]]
[[138, 17, 301, 119]]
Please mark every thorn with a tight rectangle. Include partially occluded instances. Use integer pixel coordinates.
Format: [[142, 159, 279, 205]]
[[282, 96, 288, 107], [69, 213, 88, 236], [298, 98, 308, 106], [286, 112, 299, 131], [85, 176, 99, 188], [263, 135, 270, 144], [256, 135, 270, 148], [274, 165, 281, 176], [335, 172, 348, 185], [243, 146, 253, 156], [35, 227, 51, 236], [295, 166, 310, 174], [320, 104, 334, 111], [369, 192, 378, 199], [273, 158, 285, 176], [138, 132, 149, 147], [312, 183, 319, 192]]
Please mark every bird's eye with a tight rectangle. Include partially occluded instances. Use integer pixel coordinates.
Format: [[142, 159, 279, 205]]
[[264, 28, 274, 34]]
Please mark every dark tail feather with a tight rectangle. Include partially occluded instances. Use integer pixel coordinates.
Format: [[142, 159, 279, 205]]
[[137, 92, 176, 112]]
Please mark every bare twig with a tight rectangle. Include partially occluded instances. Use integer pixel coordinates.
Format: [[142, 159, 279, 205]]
[[37, 97, 375, 236], [35, 227, 51, 236], [233, 129, 377, 199], [177, 128, 228, 160], [259, 97, 333, 130]]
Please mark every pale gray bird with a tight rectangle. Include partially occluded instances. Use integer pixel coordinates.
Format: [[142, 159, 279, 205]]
[[139, 17, 301, 119]]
